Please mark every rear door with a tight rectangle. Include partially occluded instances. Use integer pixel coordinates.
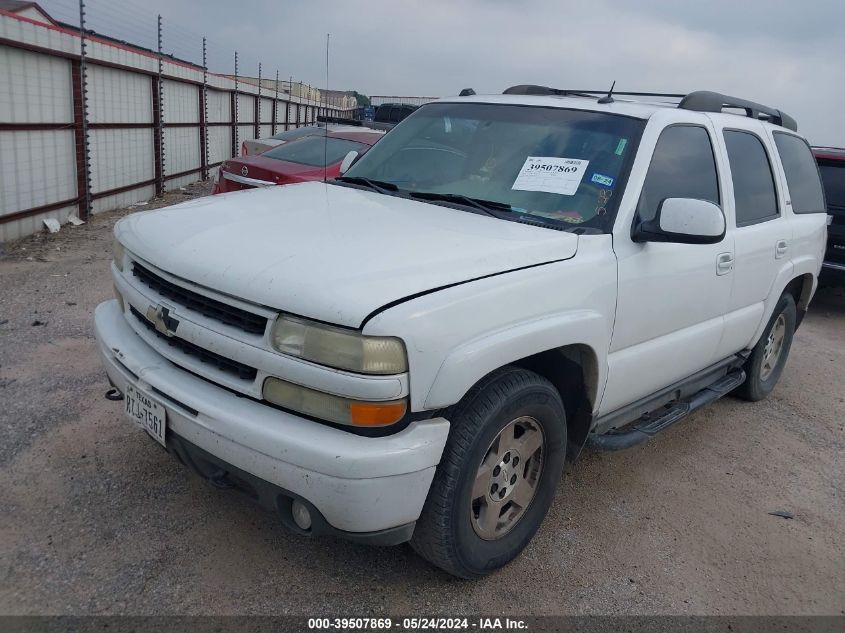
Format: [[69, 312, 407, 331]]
[[711, 120, 792, 356]]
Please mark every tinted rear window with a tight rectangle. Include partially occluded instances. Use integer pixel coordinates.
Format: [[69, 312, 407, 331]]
[[262, 136, 367, 167], [773, 133, 826, 213], [818, 162, 845, 209]]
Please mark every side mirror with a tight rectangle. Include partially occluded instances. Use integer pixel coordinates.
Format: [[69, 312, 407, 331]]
[[633, 198, 725, 244], [338, 150, 359, 175]]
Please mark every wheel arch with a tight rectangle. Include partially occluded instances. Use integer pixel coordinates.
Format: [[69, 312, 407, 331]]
[[783, 272, 815, 327], [510, 345, 597, 463], [434, 344, 599, 464], [749, 270, 817, 347]]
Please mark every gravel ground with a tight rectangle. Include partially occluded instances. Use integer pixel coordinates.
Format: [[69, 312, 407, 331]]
[[0, 185, 843, 616]]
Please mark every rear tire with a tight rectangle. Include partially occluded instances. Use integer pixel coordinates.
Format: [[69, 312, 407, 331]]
[[735, 293, 796, 401], [411, 366, 566, 578]]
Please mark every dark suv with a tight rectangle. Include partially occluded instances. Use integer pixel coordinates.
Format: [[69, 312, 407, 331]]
[[367, 103, 419, 131], [814, 147, 845, 284]]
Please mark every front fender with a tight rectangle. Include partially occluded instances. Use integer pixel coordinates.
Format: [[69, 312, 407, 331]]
[[363, 235, 617, 414], [424, 311, 608, 410]]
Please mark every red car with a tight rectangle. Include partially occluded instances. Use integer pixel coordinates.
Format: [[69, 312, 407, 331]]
[[213, 130, 384, 194]]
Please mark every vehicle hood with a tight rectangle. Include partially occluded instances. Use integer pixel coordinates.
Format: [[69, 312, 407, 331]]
[[117, 182, 579, 328]]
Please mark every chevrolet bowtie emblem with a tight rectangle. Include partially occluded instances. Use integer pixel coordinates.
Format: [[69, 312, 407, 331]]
[[146, 304, 179, 337]]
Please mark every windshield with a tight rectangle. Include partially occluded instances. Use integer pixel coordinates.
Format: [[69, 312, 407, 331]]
[[262, 136, 368, 167], [343, 102, 644, 230]]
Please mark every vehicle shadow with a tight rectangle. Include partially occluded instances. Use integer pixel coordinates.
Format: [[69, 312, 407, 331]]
[[810, 283, 845, 316]]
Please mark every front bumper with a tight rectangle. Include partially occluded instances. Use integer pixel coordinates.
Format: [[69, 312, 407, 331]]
[[94, 300, 449, 540]]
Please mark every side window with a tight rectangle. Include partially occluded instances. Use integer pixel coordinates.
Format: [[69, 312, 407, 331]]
[[773, 133, 827, 214], [724, 130, 779, 226], [637, 125, 720, 222]]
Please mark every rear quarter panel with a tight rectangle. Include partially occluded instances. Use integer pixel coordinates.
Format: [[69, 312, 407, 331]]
[[757, 127, 828, 340]]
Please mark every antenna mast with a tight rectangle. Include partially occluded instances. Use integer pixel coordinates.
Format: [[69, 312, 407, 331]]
[[323, 33, 330, 182]]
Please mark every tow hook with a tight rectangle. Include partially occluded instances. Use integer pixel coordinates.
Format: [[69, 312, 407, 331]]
[[208, 469, 235, 490], [105, 387, 124, 401]]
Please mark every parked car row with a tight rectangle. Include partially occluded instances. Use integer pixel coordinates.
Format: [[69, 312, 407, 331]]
[[241, 122, 365, 156], [239, 106, 415, 157], [215, 129, 385, 194]]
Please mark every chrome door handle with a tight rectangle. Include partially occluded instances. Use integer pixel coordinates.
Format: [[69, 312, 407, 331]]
[[775, 240, 789, 259], [717, 252, 734, 275]]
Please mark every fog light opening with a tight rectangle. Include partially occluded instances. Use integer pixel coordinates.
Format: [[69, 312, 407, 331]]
[[291, 499, 312, 531]]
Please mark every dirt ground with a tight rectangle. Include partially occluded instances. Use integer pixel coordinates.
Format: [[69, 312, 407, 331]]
[[0, 185, 843, 616]]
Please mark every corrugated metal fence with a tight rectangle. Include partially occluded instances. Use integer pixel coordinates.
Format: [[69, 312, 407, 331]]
[[0, 9, 352, 242]]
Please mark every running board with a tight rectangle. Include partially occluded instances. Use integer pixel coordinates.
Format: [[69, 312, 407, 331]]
[[588, 369, 746, 451]]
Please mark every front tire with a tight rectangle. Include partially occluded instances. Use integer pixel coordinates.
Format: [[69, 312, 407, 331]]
[[411, 366, 566, 578], [736, 293, 796, 401]]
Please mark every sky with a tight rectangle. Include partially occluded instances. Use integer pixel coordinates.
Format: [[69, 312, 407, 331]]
[[41, 0, 845, 146]]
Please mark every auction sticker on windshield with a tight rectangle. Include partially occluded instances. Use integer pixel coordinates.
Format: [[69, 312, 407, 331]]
[[512, 157, 589, 196]]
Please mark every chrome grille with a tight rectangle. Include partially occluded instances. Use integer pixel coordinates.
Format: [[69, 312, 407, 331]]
[[130, 306, 258, 381], [132, 263, 268, 335]]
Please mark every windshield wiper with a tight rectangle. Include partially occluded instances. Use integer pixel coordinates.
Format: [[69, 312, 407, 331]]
[[407, 191, 513, 217], [334, 176, 398, 195]]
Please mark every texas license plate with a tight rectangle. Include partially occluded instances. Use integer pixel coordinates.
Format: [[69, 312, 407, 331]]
[[124, 384, 167, 447]]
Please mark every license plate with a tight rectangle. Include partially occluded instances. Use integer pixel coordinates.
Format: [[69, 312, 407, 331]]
[[124, 384, 167, 447]]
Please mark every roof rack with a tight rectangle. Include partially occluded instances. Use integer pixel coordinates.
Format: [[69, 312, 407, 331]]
[[501, 85, 797, 131]]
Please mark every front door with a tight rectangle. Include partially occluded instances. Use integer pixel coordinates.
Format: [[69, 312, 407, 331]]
[[601, 122, 734, 415]]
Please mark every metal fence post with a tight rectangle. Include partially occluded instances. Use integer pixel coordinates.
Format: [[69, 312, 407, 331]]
[[231, 51, 238, 157], [200, 36, 209, 181], [255, 62, 261, 140], [289, 75, 294, 130], [74, 0, 92, 220], [273, 69, 279, 136], [153, 14, 165, 197]]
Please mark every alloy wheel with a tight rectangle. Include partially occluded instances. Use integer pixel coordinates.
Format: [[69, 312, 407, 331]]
[[470, 416, 545, 540]]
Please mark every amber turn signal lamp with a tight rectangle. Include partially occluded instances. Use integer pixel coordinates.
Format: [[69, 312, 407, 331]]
[[349, 401, 407, 427]]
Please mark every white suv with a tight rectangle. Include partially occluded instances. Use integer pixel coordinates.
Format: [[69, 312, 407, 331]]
[[96, 87, 828, 578]]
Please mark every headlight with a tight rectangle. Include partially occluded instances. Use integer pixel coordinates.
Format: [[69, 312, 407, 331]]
[[263, 377, 407, 427], [270, 315, 407, 374], [113, 237, 125, 272]]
